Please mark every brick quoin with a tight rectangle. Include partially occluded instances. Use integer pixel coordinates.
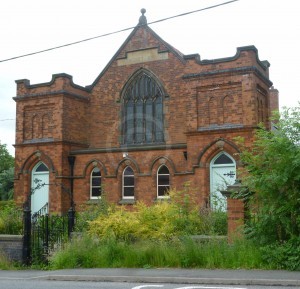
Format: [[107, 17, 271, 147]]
[[13, 8, 279, 236]]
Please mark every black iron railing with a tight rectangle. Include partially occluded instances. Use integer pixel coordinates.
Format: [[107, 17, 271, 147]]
[[23, 205, 75, 265]]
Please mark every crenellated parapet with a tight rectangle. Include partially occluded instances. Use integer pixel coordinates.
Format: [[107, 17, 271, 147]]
[[15, 73, 90, 100]]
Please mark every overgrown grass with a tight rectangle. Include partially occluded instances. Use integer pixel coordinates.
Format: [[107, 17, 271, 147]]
[[49, 186, 275, 270], [0, 251, 16, 270], [0, 201, 23, 270], [0, 200, 23, 235], [49, 235, 268, 270]]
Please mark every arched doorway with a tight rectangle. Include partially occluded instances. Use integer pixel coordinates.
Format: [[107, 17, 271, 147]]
[[210, 152, 236, 211], [31, 162, 49, 214]]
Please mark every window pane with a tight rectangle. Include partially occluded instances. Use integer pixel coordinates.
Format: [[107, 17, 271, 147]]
[[136, 100, 143, 143], [158, 165, 169, 174], [124, 167, 134, 175], [126, 100, 134, 144], [155, 97, 163, 142], [36, 163, 49, 172], [92, 177, 101, 187], [124, 176, 134, 186], [124, 186, 134, 197], [92, 167, 101, 176], [158, 174, 169, 186], [145, 99, 153, 142], [158, 186, 169, 197], [214, 154, 233, 165], [92, 187, 101, 197]]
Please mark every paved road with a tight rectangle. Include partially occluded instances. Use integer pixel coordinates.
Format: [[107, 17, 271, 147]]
[[0, 280, 298, 289], [0, 268, 299, 287]]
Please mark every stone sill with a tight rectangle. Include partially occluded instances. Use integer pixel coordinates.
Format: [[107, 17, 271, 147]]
[[118, 199, 136, 205]]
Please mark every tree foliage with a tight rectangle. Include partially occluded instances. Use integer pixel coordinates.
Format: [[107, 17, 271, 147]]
[[0, 144, 14, 200], [0, 144, 14, 172], [239, 105, 300, 244]]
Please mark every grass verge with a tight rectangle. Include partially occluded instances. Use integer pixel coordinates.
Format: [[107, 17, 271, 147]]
[[49, 235, 269, 270]]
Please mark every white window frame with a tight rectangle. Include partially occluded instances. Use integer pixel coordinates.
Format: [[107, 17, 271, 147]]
[[157, 164, 170, 199], [122, 166, 135, 199], [90, 167, 101, 199]]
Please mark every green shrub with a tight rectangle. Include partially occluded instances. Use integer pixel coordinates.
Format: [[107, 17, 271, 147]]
[[238, 106, 300, 244], [210, 210, 228, 235], [235, 106, 300, 271], [89, 207, 140, 241], [87, 186, 227, 241], [260, 238, 300, 271], [0, 201, 23, 235]]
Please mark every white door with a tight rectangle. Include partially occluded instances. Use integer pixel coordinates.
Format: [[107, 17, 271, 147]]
[[210, 153, 236, 211], [31, 162, 49, 214]]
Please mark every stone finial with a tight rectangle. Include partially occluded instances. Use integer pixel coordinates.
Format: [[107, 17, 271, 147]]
[[139, 8, 147, 25]]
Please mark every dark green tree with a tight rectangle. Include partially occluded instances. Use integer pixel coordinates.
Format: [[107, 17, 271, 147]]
[[239, 105, 300, 245], [0, 144, 14, 172], [0, 144, 14, 200], [236, 105, 300, 270]]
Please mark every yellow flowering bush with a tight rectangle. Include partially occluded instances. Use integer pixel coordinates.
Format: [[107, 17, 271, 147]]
[[88, 207, 139, 241], [87, 184, 227, 241], [133, 201, 178, 240]]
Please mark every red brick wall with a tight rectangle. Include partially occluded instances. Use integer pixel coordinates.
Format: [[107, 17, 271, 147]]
[[269, 87, 279, 114], [14, 25, 275, 215]]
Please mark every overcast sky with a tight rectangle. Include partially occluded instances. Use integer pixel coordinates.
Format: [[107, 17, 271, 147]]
[[1, 0, 299, 155]]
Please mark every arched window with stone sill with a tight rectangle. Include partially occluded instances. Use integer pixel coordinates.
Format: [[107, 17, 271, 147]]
[[157, 165, 170, 199], [122, 166, 135, 199], [90, 167, 102, 199]]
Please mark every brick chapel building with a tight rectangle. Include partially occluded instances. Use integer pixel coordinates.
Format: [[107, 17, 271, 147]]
[[13, 10, 279, 214]]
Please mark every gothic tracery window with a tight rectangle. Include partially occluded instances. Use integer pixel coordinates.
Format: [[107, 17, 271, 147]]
[[122, 71, 164, 145]]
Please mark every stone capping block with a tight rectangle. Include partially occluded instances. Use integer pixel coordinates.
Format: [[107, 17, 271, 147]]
[[0, 235, 23, 262]]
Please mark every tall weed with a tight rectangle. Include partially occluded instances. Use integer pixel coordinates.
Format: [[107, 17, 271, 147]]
[[49, 235, 266, 270], [0, 251, 15, 270], [0, 201, 23, 235]]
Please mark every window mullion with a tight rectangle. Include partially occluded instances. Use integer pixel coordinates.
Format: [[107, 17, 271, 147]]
[[133, 98, 137, 144], [143, 96, 147, 143], [123, 100, 127, 144], [152, 93, 156, 143]]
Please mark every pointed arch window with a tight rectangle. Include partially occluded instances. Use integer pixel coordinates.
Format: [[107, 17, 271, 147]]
[[35, 162, 49, 172], [157, 165, 170, 198], [90, 167, 101, 199], [122, 71, 164, 145], [122, 166, 135, 199], [213, 153, 234, 165]]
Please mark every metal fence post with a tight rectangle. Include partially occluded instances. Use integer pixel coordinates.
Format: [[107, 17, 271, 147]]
[[44, 214, 49, 259], [68, 206, 75, 238], [23, 205, 31, 265]]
